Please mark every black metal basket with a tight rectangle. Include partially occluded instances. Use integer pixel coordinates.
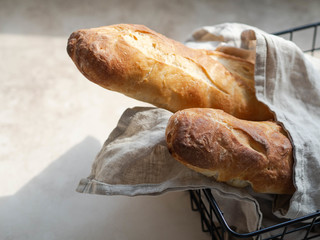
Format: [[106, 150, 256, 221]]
[[190, 189, 320, 240], [189, 22, 320, 240], [272, 22, 320, 55]]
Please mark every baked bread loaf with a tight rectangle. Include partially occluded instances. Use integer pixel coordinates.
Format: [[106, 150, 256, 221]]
[[67, 24, 273, 121], [166, 108, 295, 194]]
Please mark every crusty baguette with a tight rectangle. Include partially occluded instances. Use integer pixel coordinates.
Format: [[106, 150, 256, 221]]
[[67, 24, 273, 121], [166, 108, 295, 194]]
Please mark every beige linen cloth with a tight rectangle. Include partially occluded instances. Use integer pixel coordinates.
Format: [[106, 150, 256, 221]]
[[77, 107, 262, 233], [185, 23, 320, 220], [77, 23, 320, 233]]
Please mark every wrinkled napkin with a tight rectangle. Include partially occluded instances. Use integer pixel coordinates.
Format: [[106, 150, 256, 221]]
[[77, 107, 262, 233], [77, 23, 320, 234], [186, 23, 320, 220]]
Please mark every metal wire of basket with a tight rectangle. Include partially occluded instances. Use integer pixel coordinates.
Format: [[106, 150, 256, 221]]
[[190, 189, 320, 240], [189, 22, 320, 240], [273, 22, 320, 55]]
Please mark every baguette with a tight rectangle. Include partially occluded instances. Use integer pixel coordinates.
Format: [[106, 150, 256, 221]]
[[67, 24, 273, 121], [165, 108, 295, 194]]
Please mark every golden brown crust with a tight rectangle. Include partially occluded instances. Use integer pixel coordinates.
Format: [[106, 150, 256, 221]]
[[67, 24, 273, 121], [165, 108, 295, 194]]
